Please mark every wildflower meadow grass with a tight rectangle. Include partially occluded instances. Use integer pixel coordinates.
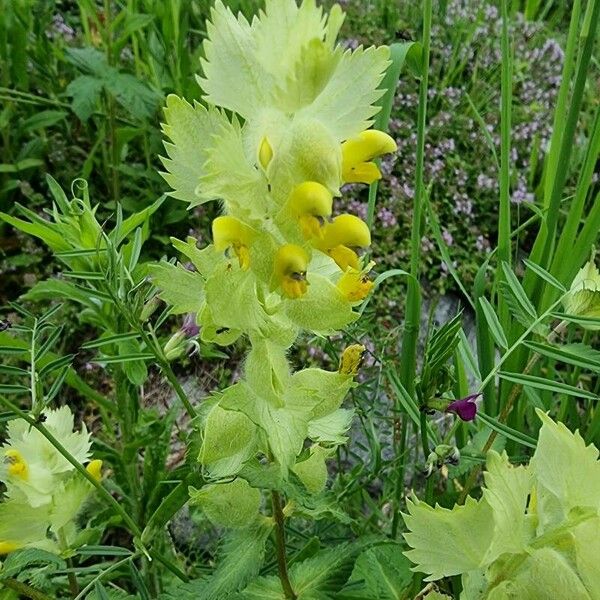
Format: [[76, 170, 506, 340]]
[[0, 0, 599, 599]]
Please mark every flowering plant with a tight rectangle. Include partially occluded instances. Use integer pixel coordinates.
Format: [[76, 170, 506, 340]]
[[155, 0, 396, 527]]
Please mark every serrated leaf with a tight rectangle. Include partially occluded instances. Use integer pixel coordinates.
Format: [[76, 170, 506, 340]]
[[66, 75, 104, 121], [149, 261, 205, 314]]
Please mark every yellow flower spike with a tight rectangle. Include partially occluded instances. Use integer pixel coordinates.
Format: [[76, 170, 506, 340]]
[[341, 129, 397, 184], [4, 449, 28, 481], [0, 541, 21, 555], [338, 269, 374, 302], [258, 136, 274, 170], [338, 344, 366, 376], [212, 216, 255, 270], [288, 181, 334, 240], [274, 244, 310, 299], [86, 459, 103, 482]]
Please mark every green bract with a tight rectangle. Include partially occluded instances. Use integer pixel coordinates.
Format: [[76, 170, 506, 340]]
[[403, 410, 600, 599], [155, 0, 397, 522]]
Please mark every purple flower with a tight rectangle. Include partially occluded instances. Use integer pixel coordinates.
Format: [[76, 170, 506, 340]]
[[446, 393, 481, 421], [181, 313, 200, 337]]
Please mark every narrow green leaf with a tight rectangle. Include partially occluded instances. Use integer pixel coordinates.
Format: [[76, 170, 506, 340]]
[[524, 341, 600, 372], [477, 412, 537, 449], [81, 332, 140, 349], [499, 371, 598, 400], [93, 353, 154, 364], [522, 259, 566, 292], [478, 297, 508, 349]]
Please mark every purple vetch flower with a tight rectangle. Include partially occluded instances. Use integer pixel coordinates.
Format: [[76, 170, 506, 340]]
[[446, 393, 481, 421], [181, 313, 200, 337]]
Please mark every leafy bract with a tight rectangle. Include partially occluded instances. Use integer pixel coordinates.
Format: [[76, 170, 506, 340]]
[[403, 411, 600, 597]]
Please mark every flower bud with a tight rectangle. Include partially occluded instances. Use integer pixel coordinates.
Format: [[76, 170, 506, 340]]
[[163, 330, 186, 361], [86, 459, 103, 482], [338, 344, 366, 376], [139, 295, 161, 322], [274, 244, 309, 299], [258, 136, 273, 170]]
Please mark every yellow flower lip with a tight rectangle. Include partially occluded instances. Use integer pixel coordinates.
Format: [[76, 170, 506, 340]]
[[320, 214, 371, 249], [341, 129, 397, 184], [315, 214, 371, 271], [212, 216, 255, 270], [4, 449, 28, 481], [274, 244, 310, 299], [337, 261, 375, 302]]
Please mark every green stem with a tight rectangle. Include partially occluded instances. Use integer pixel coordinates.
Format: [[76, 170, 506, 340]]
[[390, 415, 408, 538], [271, 491, 296, 600], [2, 579, 54, 600], [399, 0, 432, 397]]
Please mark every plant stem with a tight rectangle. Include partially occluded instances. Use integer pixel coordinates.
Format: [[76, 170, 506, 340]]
[[271, 490, 296, 600], [390, 415, 408, 538], [399, 0, 432, 397], [2, 579, 54, 600]]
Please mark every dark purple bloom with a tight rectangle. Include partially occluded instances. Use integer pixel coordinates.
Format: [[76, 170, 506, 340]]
[[446, 393, 481, 421], [181, 313, 200, 337]]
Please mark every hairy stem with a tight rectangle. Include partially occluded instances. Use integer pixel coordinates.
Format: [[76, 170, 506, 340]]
[[2, 578, 54, 600], [271, 490, 296, 600]]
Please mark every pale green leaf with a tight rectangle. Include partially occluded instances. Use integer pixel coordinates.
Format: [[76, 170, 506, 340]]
[[403, 496, 494, 581], [531, 410, 600, 527], [160, 95, 229, 206], [482, 451, 534, 564], [297, 45, 390, 141], [148, 262, 204, 314]]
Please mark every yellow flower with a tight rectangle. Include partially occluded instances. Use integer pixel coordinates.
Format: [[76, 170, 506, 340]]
[[4, 449, 28, 481], [338, 344, 366, 376], [0, 541, 21, 554], [287, 181, 333, 239], [274, 244, 309, 299], [341, 129, 397, 184], [86, 459, 103, 482], [212, 216, 255, 270], [316, 214, 371, 271], [337, 268, 374, 302]]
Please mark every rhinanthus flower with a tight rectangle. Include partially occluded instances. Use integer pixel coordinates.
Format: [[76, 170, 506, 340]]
[[0, 406, 101, 554], [153, 0, 399, 518]]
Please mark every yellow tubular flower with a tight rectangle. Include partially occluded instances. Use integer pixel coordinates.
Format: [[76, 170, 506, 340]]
[[337, 269, 374, 302], [287, 181, 333, 239], [212, 216, 255, 270], [258, 136, 274, 170], [0, 541, 21, 554], [86, 459, 103, 482], [4, 449, 28, 481], [341, 130, 397, 184], [274, 244, 309, 299], [317, 214, 371, 271], [338, 344, 366, 376]]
